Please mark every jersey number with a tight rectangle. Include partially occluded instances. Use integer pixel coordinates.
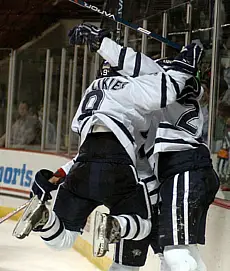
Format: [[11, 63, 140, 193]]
[[176, 98, 199, 136], [78, 90, 104, 121]]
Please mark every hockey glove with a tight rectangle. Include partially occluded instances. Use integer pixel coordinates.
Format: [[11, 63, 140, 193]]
[[30, 169, 61, 202], [68, 23, 111, 52], [171, 43, 204, 76]]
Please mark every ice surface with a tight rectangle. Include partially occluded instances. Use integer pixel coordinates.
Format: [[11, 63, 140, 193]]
[[0, 220, 100, 271]]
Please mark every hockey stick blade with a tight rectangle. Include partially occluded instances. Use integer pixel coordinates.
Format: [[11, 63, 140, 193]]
[[0, 199, 31, 225], [68, 0, 181, 50]]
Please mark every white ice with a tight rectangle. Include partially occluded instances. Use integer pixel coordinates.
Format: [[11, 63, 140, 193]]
[[0, 220, 100, 271]]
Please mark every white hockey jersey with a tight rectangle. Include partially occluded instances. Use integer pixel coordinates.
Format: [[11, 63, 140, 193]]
[[98, 37, 206, 171], [39, 67, 192, 251], [71, 69, 191, 166]]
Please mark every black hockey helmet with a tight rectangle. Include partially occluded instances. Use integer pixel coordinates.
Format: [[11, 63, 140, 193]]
[[96, 60, 120, 78]]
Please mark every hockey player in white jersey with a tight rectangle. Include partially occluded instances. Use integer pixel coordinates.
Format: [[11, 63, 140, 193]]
[[13, 43, 199, 268], [68, 23, 220, 271]]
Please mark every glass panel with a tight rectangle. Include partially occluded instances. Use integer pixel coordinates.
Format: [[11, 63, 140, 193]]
[[8, 49, 47, 151], [213, 0, 230, 198], [146, 13, 163, 58], [48, 48, 75, 153], [44, 49, 60, 152], [0, 49, 11, 147], [191, 0, 214, 149], [166, 3, 188, 57], [68, 46, 85, 155], [127, 28, 142, 51]]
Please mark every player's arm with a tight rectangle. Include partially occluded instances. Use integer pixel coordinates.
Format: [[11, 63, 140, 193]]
[[97, 37, 163, 77], [68, 23, 163, 77], [129, 70, 192, 114]]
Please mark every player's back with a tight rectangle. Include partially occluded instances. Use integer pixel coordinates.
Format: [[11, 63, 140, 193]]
[[72, 75, 153, 164]]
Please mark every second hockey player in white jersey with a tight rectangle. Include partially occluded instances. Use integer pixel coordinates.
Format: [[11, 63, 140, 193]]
[[68, 23, 220, 271]]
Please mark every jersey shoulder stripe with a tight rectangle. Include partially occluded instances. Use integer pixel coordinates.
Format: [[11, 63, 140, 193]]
[[155, 137, 201, 146], [161, 73, 167, 108], [133, 52, 141, 77]]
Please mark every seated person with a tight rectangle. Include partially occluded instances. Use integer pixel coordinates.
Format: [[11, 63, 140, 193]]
[[0, 101, 40, 147]]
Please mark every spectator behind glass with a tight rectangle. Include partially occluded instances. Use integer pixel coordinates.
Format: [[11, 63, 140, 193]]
[[0, 101, 40, 148], [217, 118, 230, 190]]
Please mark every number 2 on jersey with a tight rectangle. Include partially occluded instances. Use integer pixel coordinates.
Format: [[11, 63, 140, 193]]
[[176, 98, 200, 136]]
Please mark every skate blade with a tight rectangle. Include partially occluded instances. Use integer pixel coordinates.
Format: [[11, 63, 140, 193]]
[[12, 196, 47, 239], [93, 211, 109, 257]]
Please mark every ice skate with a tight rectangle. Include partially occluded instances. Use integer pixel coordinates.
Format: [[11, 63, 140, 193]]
[[93, 211, 121, 257], [12, 196, 49, 239]]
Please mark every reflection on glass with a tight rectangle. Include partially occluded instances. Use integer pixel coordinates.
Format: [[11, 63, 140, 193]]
[[128, 28, 142, 51], [214, 0, 230, 196], [6, 49, 47, 150], [166, 3, 187, 57], [146, 13, 162, 59], [0, 50, 10, 142]]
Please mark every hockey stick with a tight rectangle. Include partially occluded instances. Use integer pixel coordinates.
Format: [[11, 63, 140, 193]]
[[0, 199, 31, 225], [68, 0, 182, 50], [116, 0, 123, 43], [100, 0, 109, 28]]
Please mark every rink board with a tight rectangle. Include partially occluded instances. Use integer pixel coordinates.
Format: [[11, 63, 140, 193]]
[[1, 149, 230, 271]]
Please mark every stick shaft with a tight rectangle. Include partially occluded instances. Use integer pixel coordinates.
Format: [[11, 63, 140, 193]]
[[0, 200, 31, 224], [69, 0, 181, 50]]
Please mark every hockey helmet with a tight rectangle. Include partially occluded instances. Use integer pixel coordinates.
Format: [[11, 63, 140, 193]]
[[97, 60, 120, 78]]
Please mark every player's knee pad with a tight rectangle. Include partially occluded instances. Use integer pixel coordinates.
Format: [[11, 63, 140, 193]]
[[109, 262, 140, 271], [163, 245, 198, 271]]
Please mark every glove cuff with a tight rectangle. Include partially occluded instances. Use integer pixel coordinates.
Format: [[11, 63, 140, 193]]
[[53, 168, 66, 178]]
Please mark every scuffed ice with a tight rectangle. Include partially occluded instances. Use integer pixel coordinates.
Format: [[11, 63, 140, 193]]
[[0, 221, 100, 271]]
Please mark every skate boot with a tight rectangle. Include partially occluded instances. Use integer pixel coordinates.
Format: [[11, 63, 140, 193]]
[[12, 196, 49, 239], [93, 211, 121, 257]]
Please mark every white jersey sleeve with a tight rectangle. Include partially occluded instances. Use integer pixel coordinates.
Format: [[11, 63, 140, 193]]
[[98, 37, 164, 76], [127, 70, 192, 114], [60, 158, 77, 175]]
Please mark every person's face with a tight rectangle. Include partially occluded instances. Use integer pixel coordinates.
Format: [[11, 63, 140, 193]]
[[18, 103, 28, 117]]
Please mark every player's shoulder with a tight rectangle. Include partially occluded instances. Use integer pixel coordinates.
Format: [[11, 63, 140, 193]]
[[88, 75, 130, 92]]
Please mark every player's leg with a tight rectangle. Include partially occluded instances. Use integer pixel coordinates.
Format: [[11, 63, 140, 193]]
[[33, 158, 102, 249], [187, 167, 219, 271], [149, 205, 170, 271], [158, 172, 199, 271], [111, 238, 150, 270], [40, 181, 99, 249], [93, 169, 153, 257], [106, 182, 167, 270], [159, 167, 219, 271]]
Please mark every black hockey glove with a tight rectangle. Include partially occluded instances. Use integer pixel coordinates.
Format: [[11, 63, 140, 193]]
[[30, 169, 60, 202], [171, 43, 204, 76], [68, 23, 111, 52]]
